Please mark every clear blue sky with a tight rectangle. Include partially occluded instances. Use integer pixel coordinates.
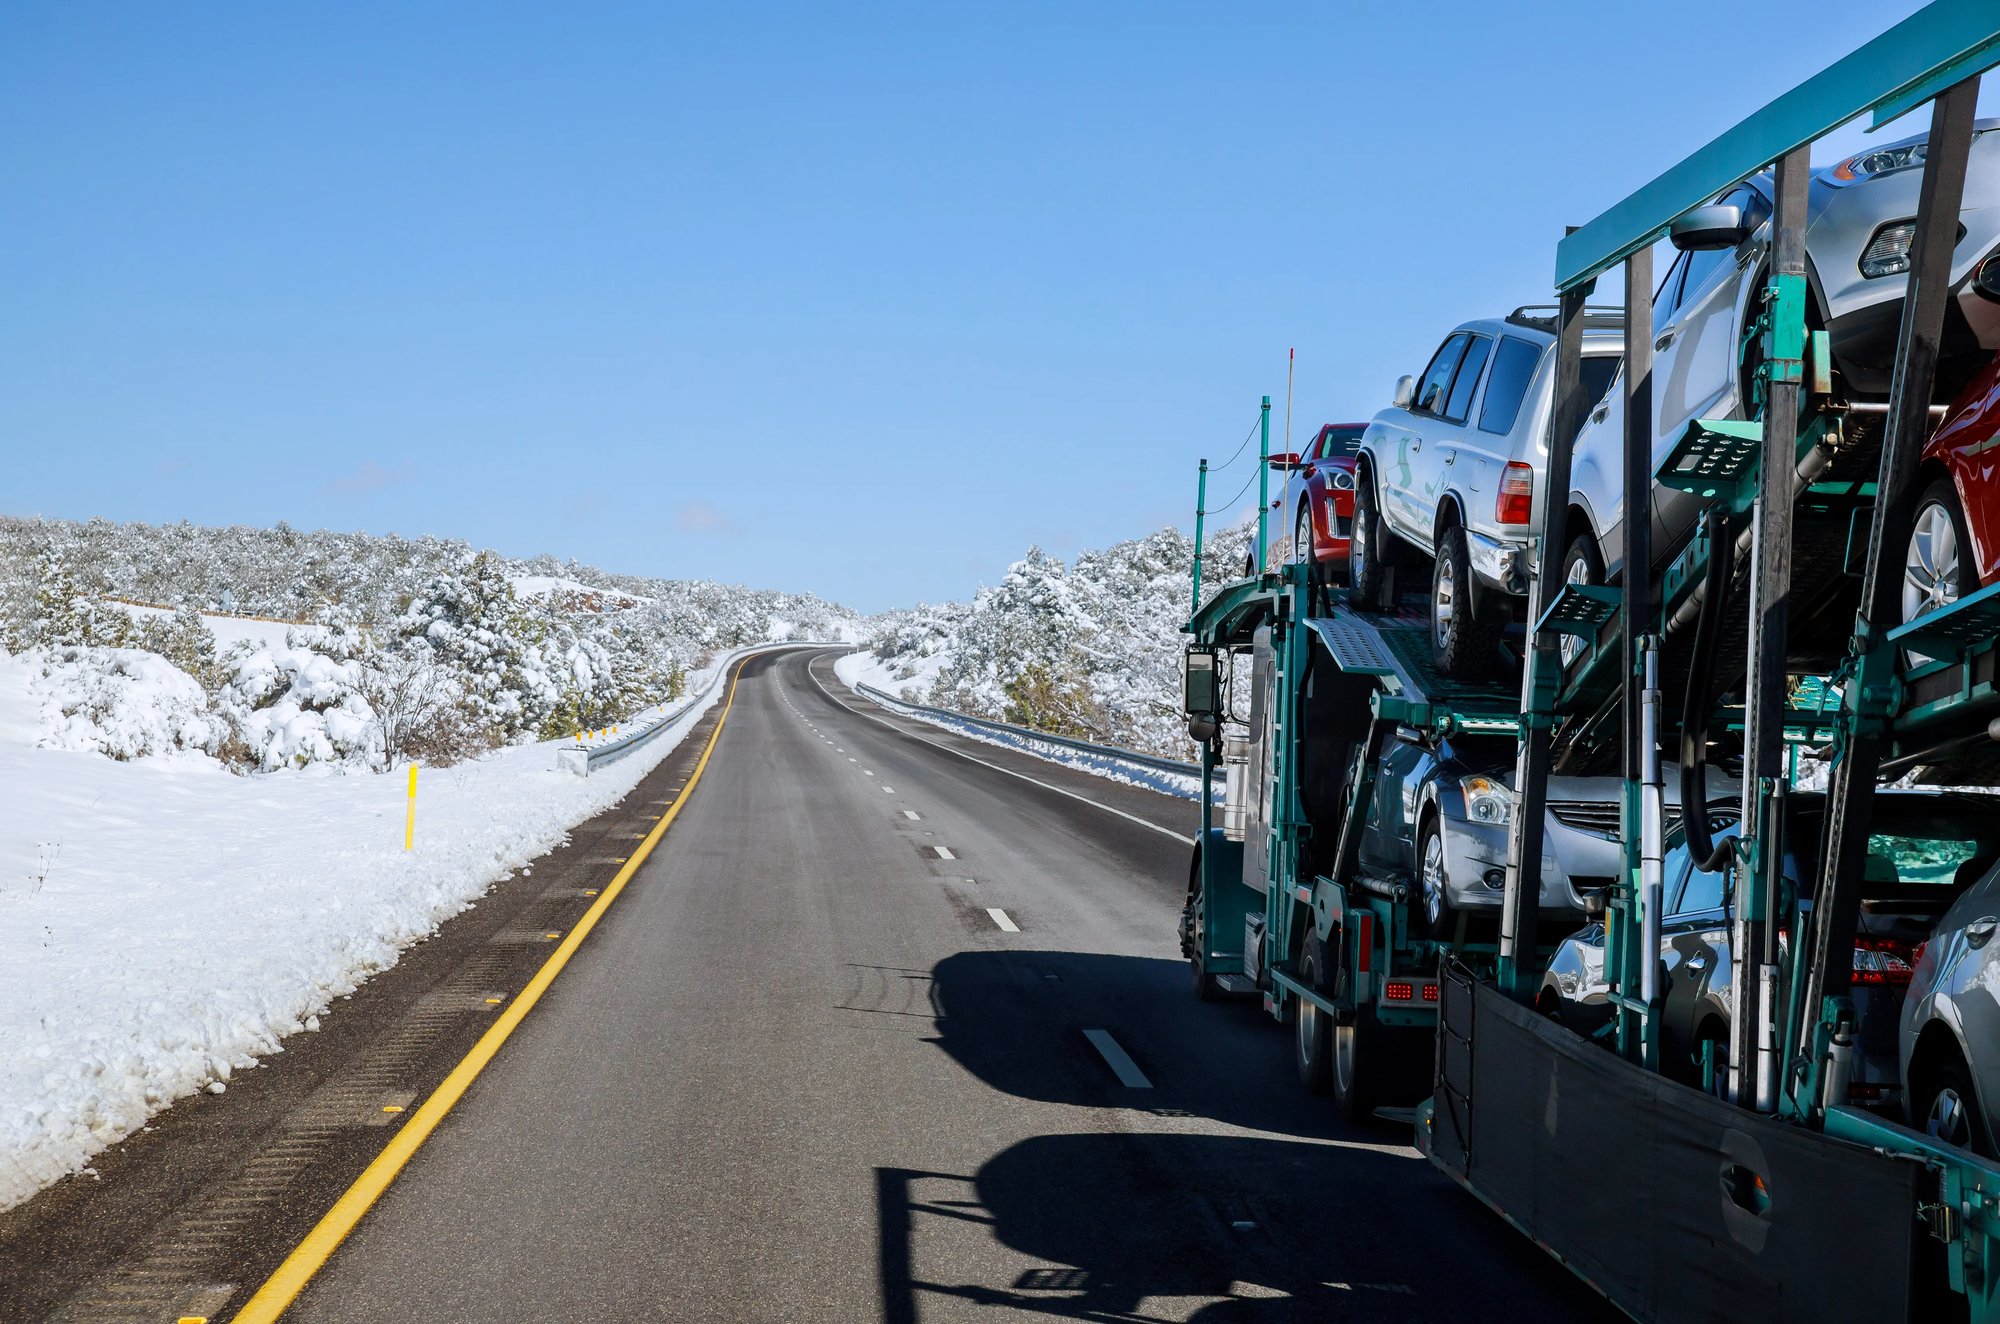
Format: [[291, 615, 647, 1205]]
[[0, 0, 1977, 611]]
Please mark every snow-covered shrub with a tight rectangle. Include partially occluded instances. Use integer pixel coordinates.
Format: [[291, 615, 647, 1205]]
[[398, 551, 553, 743], [132, 602, 221, 692], [213, 614, 382, 771], [34, 646, 223, 760], [360, 649, 490, 768]]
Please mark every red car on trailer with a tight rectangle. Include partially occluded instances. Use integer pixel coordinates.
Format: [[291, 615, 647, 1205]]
[[1277, 422, 1363, 587], [1906, 351, 2000, 628]]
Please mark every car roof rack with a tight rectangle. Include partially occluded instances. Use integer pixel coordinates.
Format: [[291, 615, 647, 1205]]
[[1505, 304, 1626, 333]]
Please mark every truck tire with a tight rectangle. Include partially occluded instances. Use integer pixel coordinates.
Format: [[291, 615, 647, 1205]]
[[1331, 1009, 1381, 1122], [1295, 933, 1334, 1094], [1184, 885, 1219, 1001], [1350, 474, 1392, 609], [1431, 522, 1503, 678]]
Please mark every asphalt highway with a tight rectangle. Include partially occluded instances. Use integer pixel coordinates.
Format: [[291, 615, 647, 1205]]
[[265, 648, 1613, 1322]]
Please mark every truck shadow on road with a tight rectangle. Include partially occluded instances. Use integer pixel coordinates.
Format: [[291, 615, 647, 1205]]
[[899, 950, 1613, 1322], [924, 948, 1384, 1140], [876, 1132, 1608, 1323]]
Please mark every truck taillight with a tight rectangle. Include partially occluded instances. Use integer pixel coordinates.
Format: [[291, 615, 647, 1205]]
[[1423, 983, 1439, 1002], [1385, 981, 1415, 1002], [1496, 462, 1534, 525]]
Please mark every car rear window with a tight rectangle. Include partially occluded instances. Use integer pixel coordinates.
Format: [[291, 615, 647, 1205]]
[[1477, 337, 1542, 436]]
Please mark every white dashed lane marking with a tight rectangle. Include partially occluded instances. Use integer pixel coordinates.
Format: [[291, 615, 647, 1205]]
[[985, 907, 1018, 932], [1082, 1029, 1153, 1089], [932, 846, 955, 860], [902, 810, 921, 821]]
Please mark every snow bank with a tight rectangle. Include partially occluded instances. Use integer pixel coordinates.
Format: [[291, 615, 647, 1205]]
[[0, 646, 747, 1212]]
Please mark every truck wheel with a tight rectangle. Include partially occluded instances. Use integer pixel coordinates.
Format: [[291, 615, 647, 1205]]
[[1185, 887, 1219, 1001], [1331, 1010, 1380, 1122], [1350, 475, 1392, 609], [1432, 524, 1503, 678], [1295, 933, 1334, 1094]]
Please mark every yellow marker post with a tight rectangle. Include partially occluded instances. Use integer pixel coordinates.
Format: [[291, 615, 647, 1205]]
[[403, 765, 418, 851]]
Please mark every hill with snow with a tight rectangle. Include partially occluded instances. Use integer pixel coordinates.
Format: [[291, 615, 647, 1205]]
[[850, 521, 1252, 759], [0, 516, 863, 771]]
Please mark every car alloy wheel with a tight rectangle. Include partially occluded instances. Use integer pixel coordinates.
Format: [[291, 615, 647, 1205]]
[[1351, 497, 1370, 589], [1901, 481, 1975, 667], [1558, 552, 1592, 669], [1928, 1083, 1973, 1149], [1420, 826, 1448, 936], [1904, 499, 1962, 620], [1433, 552, 1457, 651]]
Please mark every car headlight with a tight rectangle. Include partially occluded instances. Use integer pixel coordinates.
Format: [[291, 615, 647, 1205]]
[[1330, 469, 1355, 491], [1832, 142, 1927, 183], [1462, 775, 1512, 826], [1860, 220, 1916, 278]]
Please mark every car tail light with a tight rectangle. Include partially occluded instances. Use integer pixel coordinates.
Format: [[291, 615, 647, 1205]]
[[1852, 935, 1916, 986], [1496, 462, 1534, 525], [1384, 981, 1415, 1002], [1423, 983, 1440, 1002]]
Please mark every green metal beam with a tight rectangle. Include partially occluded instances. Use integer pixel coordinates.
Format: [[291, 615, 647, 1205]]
[[1555, 0, 2000, 293]]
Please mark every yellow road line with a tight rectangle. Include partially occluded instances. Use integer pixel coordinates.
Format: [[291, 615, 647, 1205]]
[[231, 659, 752, 1323]]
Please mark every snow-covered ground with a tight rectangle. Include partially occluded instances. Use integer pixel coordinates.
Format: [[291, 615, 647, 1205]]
[[833, 651, 1206, 801], [0, 646, 751, 1213]]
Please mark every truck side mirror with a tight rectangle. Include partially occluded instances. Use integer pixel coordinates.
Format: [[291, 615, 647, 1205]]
[[1392, 374, 1416, 410], [1184, 649, 1221, 720]]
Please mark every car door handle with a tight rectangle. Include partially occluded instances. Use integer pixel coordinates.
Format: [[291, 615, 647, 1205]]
[[1411, 438, 1421, 452], [1444, 450, 1456, 465], [1590, 405, 1608, 425], [1969, 916, 1998, 947], [1654, 331, 1676, 352]]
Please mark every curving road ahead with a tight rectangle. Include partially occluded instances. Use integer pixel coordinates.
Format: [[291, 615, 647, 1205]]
[[194, 648, 1611, 1322]]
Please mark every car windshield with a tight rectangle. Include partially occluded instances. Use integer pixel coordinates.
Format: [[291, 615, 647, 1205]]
[[1663, 795, 2000, 908], [1320, 426, 1363, 457], [1797, 798, 2000, 893]]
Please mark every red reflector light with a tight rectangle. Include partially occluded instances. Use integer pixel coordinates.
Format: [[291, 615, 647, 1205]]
[[1385, 981, 1415, 1001], [1496, 462, 1534, 525], [1423, 983, 1440, 1002]]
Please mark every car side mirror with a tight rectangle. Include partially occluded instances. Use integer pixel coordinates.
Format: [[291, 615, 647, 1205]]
[[1266, 452, 1303, 470], [1392, 374, 1416, 410], [1670, 203, 1749, 252]]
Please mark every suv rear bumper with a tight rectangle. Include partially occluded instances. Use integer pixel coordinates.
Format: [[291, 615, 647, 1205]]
[[1466, 528, 1531, 599]]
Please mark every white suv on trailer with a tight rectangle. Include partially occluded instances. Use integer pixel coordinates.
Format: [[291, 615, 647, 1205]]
[[1353, 308, 1623, 676]]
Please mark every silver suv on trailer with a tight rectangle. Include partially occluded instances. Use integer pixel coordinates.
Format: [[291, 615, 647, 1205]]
[[1353, 308, 1623, 677]]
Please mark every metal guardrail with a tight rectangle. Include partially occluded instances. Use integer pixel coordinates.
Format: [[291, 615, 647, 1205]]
[[854, 682, 1203, 778], [559, 642, 832, 775]]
